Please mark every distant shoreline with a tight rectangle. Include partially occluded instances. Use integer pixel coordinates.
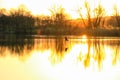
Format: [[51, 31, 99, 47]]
[[0, 28, 120, 38]]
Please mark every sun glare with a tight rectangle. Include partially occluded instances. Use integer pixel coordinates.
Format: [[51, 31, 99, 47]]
[[82, 35, 87, 39]]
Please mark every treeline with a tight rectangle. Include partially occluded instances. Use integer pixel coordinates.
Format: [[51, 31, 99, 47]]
[[0, 5, 35, 34], [0, 5, 81, 35], [34, 5, 84, 35], [0, 4, 120, 36]]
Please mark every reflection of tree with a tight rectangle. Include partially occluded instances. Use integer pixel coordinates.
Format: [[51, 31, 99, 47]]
[[93, 39, 105, 69], [45, 38, 120, 70], [50, 36, 67, 64], [84, 53, 90, 68], [0, 35, 34, 56], [112, 41, 120, 65], [83, 39, 91, 68], [35, 36, 68, 64], [77, 38, 106, 69]]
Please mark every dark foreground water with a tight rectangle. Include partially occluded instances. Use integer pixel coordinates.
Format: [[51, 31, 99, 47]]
[[0, 35, 120, 80]]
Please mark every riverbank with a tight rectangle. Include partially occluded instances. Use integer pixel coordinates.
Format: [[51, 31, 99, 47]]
[[84, 28, 120, 37], [0, 27, 120, 37], [37, 27, 120, 37]]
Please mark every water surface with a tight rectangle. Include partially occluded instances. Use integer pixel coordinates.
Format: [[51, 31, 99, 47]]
[[0, 36, 120, 80]]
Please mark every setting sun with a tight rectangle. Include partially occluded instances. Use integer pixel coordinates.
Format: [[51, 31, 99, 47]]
[[0, 0, 120, 19]]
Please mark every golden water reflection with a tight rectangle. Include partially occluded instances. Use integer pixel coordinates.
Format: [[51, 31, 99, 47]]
[[0, 36, 120, 80]]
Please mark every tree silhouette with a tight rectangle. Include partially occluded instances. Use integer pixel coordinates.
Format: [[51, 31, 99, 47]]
[[93, 3, 105, 28], [0, 5, 35, 34], [113, 5, 120, 27]]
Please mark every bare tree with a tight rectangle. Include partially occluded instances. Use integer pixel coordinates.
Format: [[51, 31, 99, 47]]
[[49, 5, 67, 26], [113, 5, 120, 27], [77, 0, 92, 28], [8, 5, 34, 34], [93, 4, 105, 28], [84, 0, 92, 28], [10, 4, 31, 17], [0, 8, 8, 16], [77, 0, 105, 29], [77, 7, 86, 27]]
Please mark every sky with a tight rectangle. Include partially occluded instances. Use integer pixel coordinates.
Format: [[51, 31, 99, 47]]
[[0, 0, 120, 19]]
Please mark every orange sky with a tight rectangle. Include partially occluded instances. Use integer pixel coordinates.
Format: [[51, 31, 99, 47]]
[[0, 0, 120, 19]]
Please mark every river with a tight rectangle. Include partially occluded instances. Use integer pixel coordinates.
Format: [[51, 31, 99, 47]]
[[0, 35, 120, 80]]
